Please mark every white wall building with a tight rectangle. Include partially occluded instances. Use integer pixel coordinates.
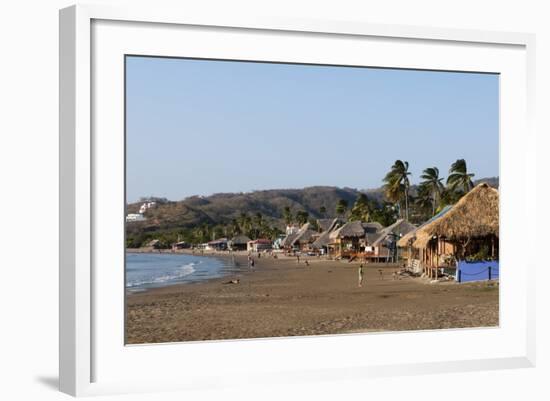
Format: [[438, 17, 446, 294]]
[[139, 201, 157, 214], [126, 213, 146, 222]]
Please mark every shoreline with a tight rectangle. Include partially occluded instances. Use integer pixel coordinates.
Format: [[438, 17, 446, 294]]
[[126, 251, 249, 292], [126, 254, 498, 343], [125, 248, 351, 294]]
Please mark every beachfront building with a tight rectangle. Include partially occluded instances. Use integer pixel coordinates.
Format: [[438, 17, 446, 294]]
[[311, 218, 341, 255], [368, 219, 416, 262], [172, 241, 191, 250], [126, 213, 146, 222], [328, 220, 367, 258], [205, 238, 228, 251], [317, 218, 340, 233], [272, 234, 287, 250], [280, 222, 322, 252], [146, 239, 161, 249], [247, 239, 273, 252], [397, 183, 499, 279], [228, 235, 251, 251], [290, 222, 318, 252]]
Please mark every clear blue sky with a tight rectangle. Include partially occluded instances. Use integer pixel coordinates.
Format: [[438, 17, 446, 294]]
[[126, 56, 499, 202]]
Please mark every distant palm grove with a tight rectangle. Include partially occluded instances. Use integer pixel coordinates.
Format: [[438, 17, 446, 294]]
[[126, 159, 496, 249]]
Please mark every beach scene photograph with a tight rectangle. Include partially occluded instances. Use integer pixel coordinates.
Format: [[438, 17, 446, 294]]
[[125, 56, 499, 345]]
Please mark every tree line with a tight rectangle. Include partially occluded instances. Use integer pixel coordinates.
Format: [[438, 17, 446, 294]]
[[126, 158, 478, 248], [382, 158, 475, 222]]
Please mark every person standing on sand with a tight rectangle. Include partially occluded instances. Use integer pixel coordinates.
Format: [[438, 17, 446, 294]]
[[358, 263, 364, 287], [296, 254, 300, 264]]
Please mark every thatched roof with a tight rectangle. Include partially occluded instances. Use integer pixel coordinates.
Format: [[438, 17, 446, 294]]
[[397, 206, 453, 248], [402, 184, 499, 249], [290, 222, 317, 245], [329, 221, 365, 240], [230, 235, 251, 245], [317, 218, 340, 232], [281, 232, 299, 247], [423, 183, 499, 239], [362, 222, 383, 233], [372, 219, 416, 246], [311, 220, 342, 249], [412, 230, 435, 249], [311, 230, 332, 248], [366, 232, 383, 245]]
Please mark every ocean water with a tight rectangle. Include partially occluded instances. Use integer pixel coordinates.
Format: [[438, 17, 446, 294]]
[[126, 252, 238, 290]]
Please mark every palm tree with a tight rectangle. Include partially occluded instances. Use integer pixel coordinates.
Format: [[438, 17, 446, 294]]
[[296, 210, 309, 225], [415, 183, 435, 218], [447, 159, 475, 193], [349, 193, 371, 222], [335, 199, 349, 220], [282, 206, 293, 226], [238, 212, 252, 236], [254, 212, 263, 228], [420, 167, 445, 215], [383, 160, 411, 220]]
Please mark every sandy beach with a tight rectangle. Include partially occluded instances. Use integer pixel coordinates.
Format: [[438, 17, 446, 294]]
[[125, 253, 499, 344]]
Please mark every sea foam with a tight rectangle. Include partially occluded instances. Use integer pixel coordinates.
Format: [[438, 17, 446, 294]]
[[126, 262, 196, 288]]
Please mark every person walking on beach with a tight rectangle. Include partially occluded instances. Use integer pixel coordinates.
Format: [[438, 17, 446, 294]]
[[296, 254, 300, 264], [358, 263, 364, 287]]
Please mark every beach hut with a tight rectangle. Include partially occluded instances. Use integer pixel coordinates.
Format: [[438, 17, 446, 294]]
[[247, 239, 273, 252], [328, 220, 366, 258], [228, 235, 251, 251], [172, 241, 190, 250], [146, 239, 161, 249], [369, 219, 416, 262], [206, 238, 228, 251], [280, 232, 299, 250], [317, 218, 341, 233], [311, 219, 341, 254], [290, 222, 320, 251], [280, 222, 318, 252], [398, 183, 499, 278]]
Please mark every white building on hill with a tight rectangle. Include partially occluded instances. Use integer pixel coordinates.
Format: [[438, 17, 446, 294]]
[[126, 213, 146, 222]]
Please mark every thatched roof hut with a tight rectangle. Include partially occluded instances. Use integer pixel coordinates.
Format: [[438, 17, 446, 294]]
[[372, 219, 416, 247], [317, 218, 340, 232], [362, 222, 383, 233], [290, 222, 317, 246], [329, 220, 365, 240], [419, 183, 499, 240], [397, 206, 453, 248], [312, 220, 341, 249], [311, 230, 332, 249], [399, 183, 499, 249], [281, 232, 298, 247], [230, 235, 251, 245]]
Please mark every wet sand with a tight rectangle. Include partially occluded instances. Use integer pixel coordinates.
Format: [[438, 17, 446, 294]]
[[126, 255, 499, 344]]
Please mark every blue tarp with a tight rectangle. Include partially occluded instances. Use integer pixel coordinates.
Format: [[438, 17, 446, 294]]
[[456, 260, 499, 283]]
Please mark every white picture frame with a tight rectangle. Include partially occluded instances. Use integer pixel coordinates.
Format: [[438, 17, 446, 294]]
[[59, 4, 536, 397]]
